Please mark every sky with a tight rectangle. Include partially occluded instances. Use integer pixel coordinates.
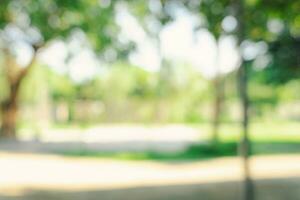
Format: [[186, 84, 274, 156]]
[[9, 5, 244, 82], [113, 6, 241, 78]]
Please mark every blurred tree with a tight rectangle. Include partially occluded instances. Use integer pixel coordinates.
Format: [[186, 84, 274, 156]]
[[128, 0, 175, 122], [46, 69, 76, 102], [253, 34, 300, 84], [183, 0, 247, 199], [0, 0, 131, 138], [128, 67, 157, 100], [196, 0, 229, 145], [184, 0, 300, 199]]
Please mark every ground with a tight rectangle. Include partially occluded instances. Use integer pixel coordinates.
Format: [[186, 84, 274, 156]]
[[1, 152, 300, 200], [1, 124, 300, 200]]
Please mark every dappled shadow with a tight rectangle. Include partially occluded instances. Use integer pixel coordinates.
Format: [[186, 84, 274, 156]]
[[0, 139, 197, 154], [1, 177, 300, 200], [252, 141, 300, 155], [1, 140, 300, 162]]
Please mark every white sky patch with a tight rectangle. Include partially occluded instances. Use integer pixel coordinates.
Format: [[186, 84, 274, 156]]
[[241, 40, 268, 61], [129, 39, 161, 71], [218, 35, 241, 74], [116, 7, 146, 45], [123, 9, 240, 79], [39, 41, 68, 74], [13, 6, 242, 81], [191, 33, 240, 79], [222, 16, 238, 33], [13, 41, 34, 67], [190, 29, 218, 78], [39, 38, 100, 83], [116, 6, 160, 71], [68, 49, 100, 83], [160, 13, 195, 61]]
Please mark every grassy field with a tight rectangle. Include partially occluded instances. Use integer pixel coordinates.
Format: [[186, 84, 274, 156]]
[[195, 121, 300, 142], [61, 121, 300, 160]]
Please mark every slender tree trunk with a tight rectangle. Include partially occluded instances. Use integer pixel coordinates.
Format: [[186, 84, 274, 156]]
[[211, 44, 224, 145], [0, 99, 18, 139], [212, 75, 223, 144], [238, 64, 254, 200], [236, 0, 254, 199], [0, 79, 23, 138], [0, 47, 38, 138]]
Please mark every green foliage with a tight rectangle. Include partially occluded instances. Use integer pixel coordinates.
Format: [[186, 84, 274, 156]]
[[0, 68, 9, 103], [184, 0, 300, 85], [277, 80, 300, 102], [46, 68, 76, 101], [1, 0, 298, 127], [75, 78, 104, 100], [37, 62, 216, 124], [128, 67, 158, 99], [249, 82, 278, 105], [62, 142, 238, 161], [0, 0, 131, 57], [61, 140, 300, 161], [20, 65, 49, 104], [260, 35, 300, 84]]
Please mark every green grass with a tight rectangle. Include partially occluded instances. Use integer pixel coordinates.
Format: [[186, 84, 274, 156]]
[[207, 121, 300, 142], [61, 121, 300, 161], [62, 141, 300, 161], [63, 142, 238, 161]]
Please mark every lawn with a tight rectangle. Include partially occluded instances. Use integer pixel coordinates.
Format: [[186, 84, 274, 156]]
[[62, 121, 300, 161]]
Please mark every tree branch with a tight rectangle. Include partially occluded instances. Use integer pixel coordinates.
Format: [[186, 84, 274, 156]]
[[5, 44, 44, 104], [15, 43, 43, 85]]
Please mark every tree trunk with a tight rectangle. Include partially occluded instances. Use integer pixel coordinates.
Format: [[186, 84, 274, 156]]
[[212, 75, 224, 144], [211, 43, 224, 145], [238, 63, 254, 200], [0, 47, 38, 138], [0, 100, 18, 138], [236, 0, 254, 199], [0, 80, 22, 139]]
